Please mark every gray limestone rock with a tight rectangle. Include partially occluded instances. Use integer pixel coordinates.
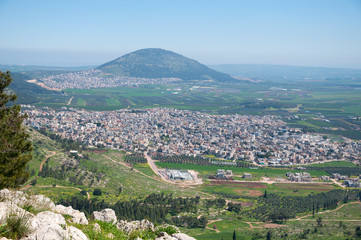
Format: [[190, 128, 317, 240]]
[[106, 232, 114, 239], [24, 212, 89, 240], [171, 233, 197, 240], [29, 211, 66, 229], [116, 219, 155, 234], [22, 223, 67, 240], [55, 204, 88, 225], [67, 226, 89, 240], [0, 190, 91, 240], [0, 201, 33, 224], [155, 232, 178, 240], [93, 222, 101, 233], [0, 189, 28, 207], [28, 195, 56, 211], [90, 208, 117, 224]]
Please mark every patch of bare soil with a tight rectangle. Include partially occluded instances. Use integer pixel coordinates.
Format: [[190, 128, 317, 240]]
[[26, 79, 61, 91], [208, 180, 267, 188], [246, 190, 264, 197]]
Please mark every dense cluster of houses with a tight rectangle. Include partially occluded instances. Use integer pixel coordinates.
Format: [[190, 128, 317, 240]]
[[23, 107, 361, 166], [39, 69, 180, 89]]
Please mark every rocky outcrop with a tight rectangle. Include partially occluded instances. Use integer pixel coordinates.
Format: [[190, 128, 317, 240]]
[[0, 189, 55, 211], [155, 232, 197, 240], [67, 226, 89, 240], [0, 201, 31, 223], [55, 204, 88, 225], [155, 232, 178, 240], [90, 208, 117, 224], [0, 190, 87, 240], [155, 233, 197, 240], [0, 189, 28, 207], [28, 194, 56, 211], [172, 233, 197, 240], [106, 233, 114, 239], [93, 222, 101, 233], [23, 223, 67, 240], [22, 211, 87, 240], [0, 189, 197, 240], [29, 211, 66, 228], [117, 219, 154, 234]]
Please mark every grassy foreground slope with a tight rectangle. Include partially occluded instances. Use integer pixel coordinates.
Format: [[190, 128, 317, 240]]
[[25, 129, 207, 202]]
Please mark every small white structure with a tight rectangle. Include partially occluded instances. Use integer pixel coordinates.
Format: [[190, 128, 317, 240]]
[[165, 170, 193, 181], [243, 173, 252, 179]]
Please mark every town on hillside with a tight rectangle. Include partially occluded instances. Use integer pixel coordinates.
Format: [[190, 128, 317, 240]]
[[23, 106, 360, 167]]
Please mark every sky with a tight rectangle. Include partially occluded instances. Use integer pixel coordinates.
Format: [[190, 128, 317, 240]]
[[0, 0, 361, 68]]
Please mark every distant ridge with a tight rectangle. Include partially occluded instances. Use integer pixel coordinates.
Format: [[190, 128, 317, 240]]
[[97, 48, 236, 82], [7, 72, 59, 104], [210, 64, 361, 82]]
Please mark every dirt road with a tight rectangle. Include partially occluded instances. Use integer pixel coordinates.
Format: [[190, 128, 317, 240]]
[[21, 151, 57, 190], [206, 219, 222, 232], [39, 151, 56, 172], [331, 179, 345, 188], [103, 154, 173, 185], [144, 152, 174, 183], [290, 201, 361, 221], [67, 96, 73, 105]]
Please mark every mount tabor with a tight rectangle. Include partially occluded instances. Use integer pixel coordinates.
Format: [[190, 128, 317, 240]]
[[97, 48, 236, 82]]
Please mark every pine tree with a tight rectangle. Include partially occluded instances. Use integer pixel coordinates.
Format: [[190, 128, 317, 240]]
[[0, 71, 32, 189], [266, 230, 272, 240]]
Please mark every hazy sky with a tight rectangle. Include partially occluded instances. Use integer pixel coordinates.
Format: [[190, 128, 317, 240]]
[[0, 0, 361, 68]]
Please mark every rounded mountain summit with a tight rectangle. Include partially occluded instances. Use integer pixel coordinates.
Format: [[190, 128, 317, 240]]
[[97, 48, 236, 82]]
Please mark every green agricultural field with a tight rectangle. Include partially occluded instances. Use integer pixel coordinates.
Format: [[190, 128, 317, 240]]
[[306, 161, 357, 168], [131, 163, 157, 177], [267, 183, 338, 196], [77, 97, 86, 106], [200, 181, 267, 197], [199, 181, 338, 198], [155, 162, 328, 179]]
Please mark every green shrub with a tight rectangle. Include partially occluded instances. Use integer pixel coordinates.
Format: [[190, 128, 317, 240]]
[[93, 188, 102, 196], [155, 225, 179, 235], [22, 203, 35, 213], [129, 229, 156, 239], [80, 221, 127, 240], [0, 212, 31, 240]]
